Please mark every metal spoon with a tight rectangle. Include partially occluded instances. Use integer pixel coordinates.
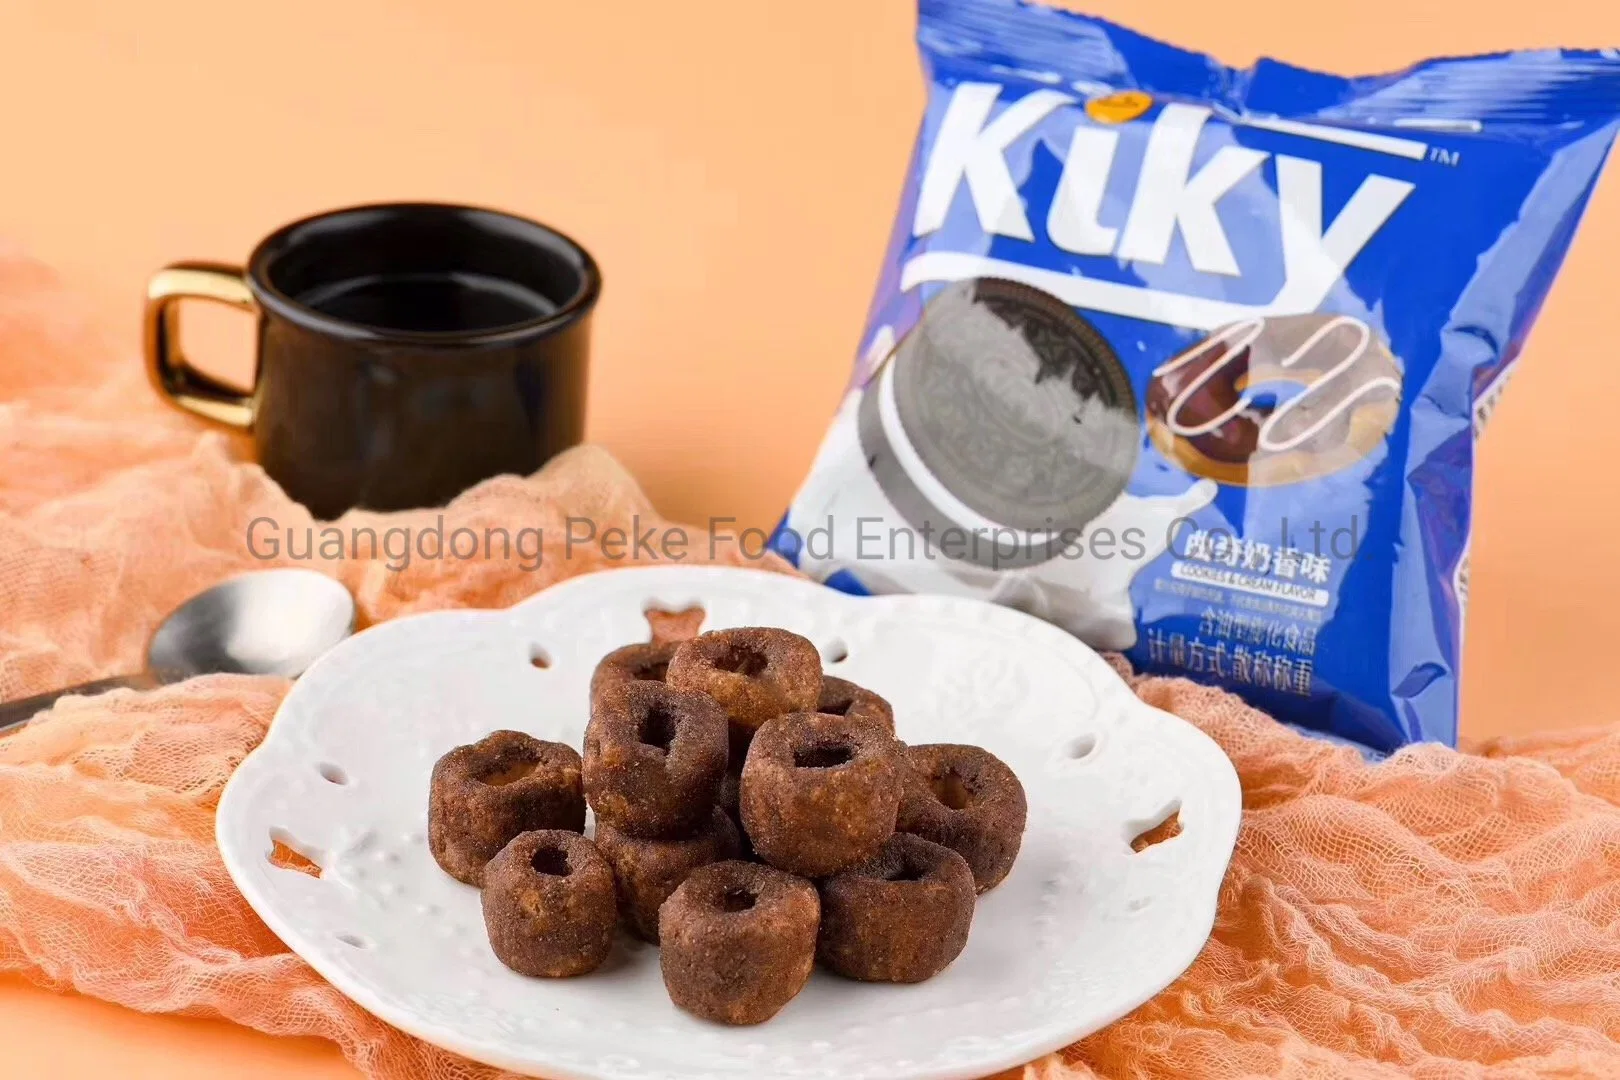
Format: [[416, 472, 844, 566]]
[[0, 568, 356, 734]]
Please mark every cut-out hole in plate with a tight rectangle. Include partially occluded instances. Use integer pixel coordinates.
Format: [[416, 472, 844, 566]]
[[821, 638, 849, 665], [1066, 733, 1097, 760], [643, 602, 706, 645], [267, 828, 325, 878], [529, 644, 552, 670], [318, 762, 349, 785], [1127, 800, 1183, 853], [336, 932, 372, 949]]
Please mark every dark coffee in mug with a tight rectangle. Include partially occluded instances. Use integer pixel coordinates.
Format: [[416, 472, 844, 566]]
[[145, 203, 600, 519], [297, 272, 559, 333]]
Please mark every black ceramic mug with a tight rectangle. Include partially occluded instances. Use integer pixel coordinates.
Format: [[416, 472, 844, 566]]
[[144, 203, 600, 519]]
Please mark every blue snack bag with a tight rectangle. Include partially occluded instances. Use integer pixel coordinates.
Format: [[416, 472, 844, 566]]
[[772, 0, 1620, 751]]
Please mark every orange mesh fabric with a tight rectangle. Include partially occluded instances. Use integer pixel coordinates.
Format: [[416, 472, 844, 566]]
[[3, 252, 1620, 1078], [1025, 665, 1620, 1079]]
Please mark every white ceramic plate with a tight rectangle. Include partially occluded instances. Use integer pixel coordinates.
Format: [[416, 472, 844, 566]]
[[217, 567, 1240, 1080]]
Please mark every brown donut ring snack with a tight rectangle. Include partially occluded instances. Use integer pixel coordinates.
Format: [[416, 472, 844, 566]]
[[589, 641, 679, 708], [658, 860, 820, 1025], [740, 712, 903, 878], [427, 730, 585, 886], [666, 627, 821, 753], [816, 833, 975, 983], [715, 765, 761, 863], [817, 676, 895, 734], [1146, 313, 1401, 488], [481, 830, 617, 978], [896, 743, 1027, 892], [595, 807, 740, 943], [717, 763, 742, 815], [427, 623, 1029, 1021], [584, 682, 728, 839]]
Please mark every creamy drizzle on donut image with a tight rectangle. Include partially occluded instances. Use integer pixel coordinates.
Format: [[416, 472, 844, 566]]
[[1146, 314, 1402, 487]]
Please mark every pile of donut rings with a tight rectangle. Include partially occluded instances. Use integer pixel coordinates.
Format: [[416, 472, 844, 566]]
[[427, 626, 1027, 1026]]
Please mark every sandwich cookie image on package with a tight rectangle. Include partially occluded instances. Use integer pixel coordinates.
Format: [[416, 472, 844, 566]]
[[771, 0, 1620, 752]]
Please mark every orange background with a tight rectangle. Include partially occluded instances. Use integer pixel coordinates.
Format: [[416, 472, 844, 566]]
[[3, 0, 1619, 1075]]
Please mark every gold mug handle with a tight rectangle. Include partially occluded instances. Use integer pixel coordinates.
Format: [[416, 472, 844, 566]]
[[143, 262, 259, 429]]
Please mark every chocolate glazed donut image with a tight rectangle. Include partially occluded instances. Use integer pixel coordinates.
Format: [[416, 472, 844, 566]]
[[1146, 314, 1402, 487]]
